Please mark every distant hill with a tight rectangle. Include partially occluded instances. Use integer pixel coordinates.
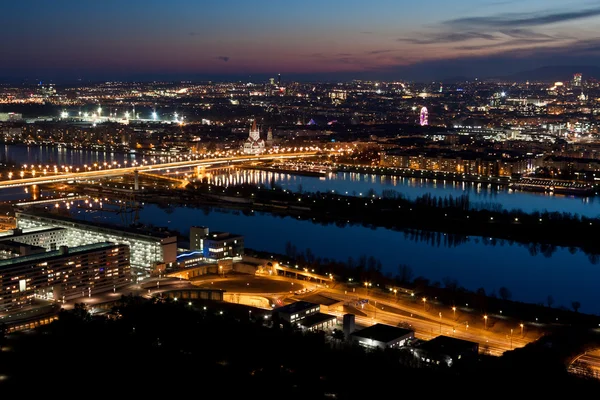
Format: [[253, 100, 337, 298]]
[[493, 66, 600, 83]]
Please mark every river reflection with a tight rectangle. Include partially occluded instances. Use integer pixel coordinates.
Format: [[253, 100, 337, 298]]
[[202, 167, 600, 218], [51, 200, 600, 315]]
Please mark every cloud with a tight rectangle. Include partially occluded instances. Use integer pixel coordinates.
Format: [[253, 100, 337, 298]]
[[337, 53, 353, 56], [445, 7, 600, 29], [455, 37, 558, 51], [398, 31, 498, 44], [498, 29, 555, 39], [367, 49, 394, 55], [189, 32, 196, 36], [217, 56, 230, 62]]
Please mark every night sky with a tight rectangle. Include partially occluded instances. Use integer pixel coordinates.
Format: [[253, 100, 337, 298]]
[[2, 0, 600, 82]]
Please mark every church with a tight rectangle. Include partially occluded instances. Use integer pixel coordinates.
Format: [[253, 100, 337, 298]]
[[242, 120, 266, 155]]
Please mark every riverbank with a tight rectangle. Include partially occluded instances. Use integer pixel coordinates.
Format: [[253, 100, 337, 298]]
[[129, 181, 600, 259], [335, 164, 598, 197]]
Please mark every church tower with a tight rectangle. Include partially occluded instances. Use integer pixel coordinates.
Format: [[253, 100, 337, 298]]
[[249, 119, 260, 141], [266, 126, 273, 145]]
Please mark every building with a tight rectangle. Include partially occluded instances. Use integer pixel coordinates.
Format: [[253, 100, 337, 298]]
[[0, 241, 45, 259], [380, 149, 534, 177], [272, 301, 336, 331], [573, 73, 582, 87], [343, 313, 356, 339], [242, 120, 265, 155], [0, 242, 130, 312], [190, 226, 244, 261], [350, 323, 414, 350], [411, 335, 479, 367], [0, 227, 68, 252], [15, 211, 176, 277]]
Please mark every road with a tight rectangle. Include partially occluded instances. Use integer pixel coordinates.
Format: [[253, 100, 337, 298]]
[[188, 274, 538, 357], [0, 151, 319, 188]]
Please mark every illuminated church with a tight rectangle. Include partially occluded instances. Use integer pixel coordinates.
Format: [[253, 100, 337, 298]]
[[242, 120, 266, 155]]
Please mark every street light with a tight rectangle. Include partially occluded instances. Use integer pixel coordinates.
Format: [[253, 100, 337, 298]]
[[520, 323, 524, 336], [439, 312, 442, 333], [510, 328, 513, 349], [452, 306, 456, 320], [422, 297, 426, 311], [484, 315, 488, 330]]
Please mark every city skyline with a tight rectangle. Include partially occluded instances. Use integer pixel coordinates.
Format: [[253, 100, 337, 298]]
[[3, 0, 600, 82]]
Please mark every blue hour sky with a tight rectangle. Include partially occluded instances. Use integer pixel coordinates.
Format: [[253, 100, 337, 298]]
[[2, 0, 600, 82]]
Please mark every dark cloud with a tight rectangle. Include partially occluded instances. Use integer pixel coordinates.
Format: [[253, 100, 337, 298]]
[[367, 49, 394, 55], [398, 31, 498, 44], [217, 56, 230, 62], [455, 38, 558, 51], [499, 29, 555, 39], [446, 7, 600, 28]]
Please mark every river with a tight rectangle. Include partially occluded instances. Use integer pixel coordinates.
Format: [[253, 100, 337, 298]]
[[3, 144, 600, 314]]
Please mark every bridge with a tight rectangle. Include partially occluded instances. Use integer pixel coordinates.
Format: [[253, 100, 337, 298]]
[[0, 152, 319, 189]]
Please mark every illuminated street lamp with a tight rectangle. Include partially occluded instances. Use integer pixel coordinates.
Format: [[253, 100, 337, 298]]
[[422, 297, 426, 311], [452, 306, 456, 320], [484, 315, 488, 330], [520, 323, 524, 336]]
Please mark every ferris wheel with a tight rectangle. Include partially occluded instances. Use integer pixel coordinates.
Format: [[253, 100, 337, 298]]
[[420, 106, 429, 126]]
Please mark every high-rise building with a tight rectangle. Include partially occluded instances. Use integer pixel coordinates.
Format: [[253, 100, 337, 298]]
[[573, 73, 582, 87], [0, 242, 130, 312]]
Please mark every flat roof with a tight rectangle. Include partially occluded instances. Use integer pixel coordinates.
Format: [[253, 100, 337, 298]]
[[274, 301, 319, 315], [207, 231, 244, 241], [417, 335, 478, 354], [301, 294, 342, 306], [298, 312, 337, 328], [351, 323, 414, 343], [0, 227, 64, 239], [16, 210, 175, 240], [0, 242, 123, 268]]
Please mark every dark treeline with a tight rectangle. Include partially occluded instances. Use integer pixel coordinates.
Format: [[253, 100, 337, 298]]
[[2, 296, 600, 397], [165, 181, 600, 260], [255, 242, 597, 322]]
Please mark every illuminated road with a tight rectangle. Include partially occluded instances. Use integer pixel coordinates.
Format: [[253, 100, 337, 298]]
[[190, 274, 539, 356], [0, 151, 319, 188]]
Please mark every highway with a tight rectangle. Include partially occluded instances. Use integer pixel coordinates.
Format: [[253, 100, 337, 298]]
[[189, 274, 538, 357], [0, 151, 319, 188]]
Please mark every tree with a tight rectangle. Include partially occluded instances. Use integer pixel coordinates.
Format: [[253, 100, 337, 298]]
[[547, 295, 554, 308], [397, 264, 413, 284], [572, 301, 581, 313], [332, 328, 345, 346], [498, 287, 512, 301]]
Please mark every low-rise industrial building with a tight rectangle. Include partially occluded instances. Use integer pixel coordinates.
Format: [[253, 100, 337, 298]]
[[272, 300, 337, 331], [412, 335, 479, 367], [350, 323, 414, 349]]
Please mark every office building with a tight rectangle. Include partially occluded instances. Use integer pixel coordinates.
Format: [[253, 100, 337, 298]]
[[190, 226, 244, 260], [0, 227, 68, 251], [15, 211, 176, 275], [350, 323, 414, 349], [0, 242, 130, 312]]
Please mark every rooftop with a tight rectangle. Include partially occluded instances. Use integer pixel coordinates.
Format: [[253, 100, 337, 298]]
[[351, 323, 414, 343], [0, 242, 122, 268], [16, 209, 175, 240], [274, 301, 319, 315], [298, 312, 337, 328], [416, 335, 479, 355]]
